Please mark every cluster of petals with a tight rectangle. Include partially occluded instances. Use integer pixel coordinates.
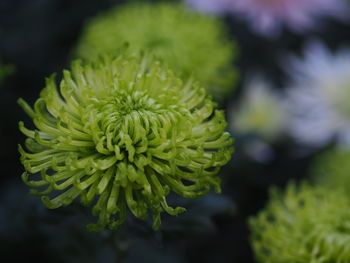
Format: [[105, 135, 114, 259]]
[[250, 183, 350, 262], [18, 55, 233, 231]]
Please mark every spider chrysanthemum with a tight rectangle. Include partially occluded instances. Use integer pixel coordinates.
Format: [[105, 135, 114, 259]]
[[18, 55, 234, 231], [74, 2, 237, 101], [250, 182, 350, 262]]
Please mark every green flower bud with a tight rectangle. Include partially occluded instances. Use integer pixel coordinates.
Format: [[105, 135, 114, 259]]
[[250, 182, 350, 263], [18, 54, 233, 231], [74, 2, 238, 101], [311, 148, 350, 195]]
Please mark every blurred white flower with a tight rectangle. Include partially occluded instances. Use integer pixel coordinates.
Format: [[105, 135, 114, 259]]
[[231, 76, 287, 142], [186, 0, 349, 37], [230, 76, 287, 162], [285, 41, 350, 147]]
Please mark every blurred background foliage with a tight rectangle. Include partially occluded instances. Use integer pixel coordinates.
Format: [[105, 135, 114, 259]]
[[1, 0, 350, 262]]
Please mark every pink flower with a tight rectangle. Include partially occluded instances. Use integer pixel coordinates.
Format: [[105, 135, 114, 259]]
[[186, 0, 349, 37]]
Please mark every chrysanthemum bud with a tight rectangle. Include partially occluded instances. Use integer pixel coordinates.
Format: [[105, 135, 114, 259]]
[[74, 2, 237, 101], [18, 55, 234, 231], [250, 182, 350, 262], [311, 148, 350, 195]]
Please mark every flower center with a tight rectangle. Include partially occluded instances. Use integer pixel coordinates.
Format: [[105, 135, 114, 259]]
[[84, 89, 182, 161], [113, 91, 161, 116], [90, 90, 162, 133], [249, 111, 269, 127]]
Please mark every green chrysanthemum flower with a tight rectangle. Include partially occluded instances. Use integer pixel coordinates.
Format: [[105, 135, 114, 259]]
[[18, 55, 233, 231], [74, 2, 237, 101], [311, 148, 350, 194], [250, 182, 350, 263]]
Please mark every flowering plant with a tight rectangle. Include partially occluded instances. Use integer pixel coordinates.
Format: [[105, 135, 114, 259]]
[[285, 41, 350, 147], [75, 2, 237, 100], [311, 148, 350, 194], [250, 182, 350, 262], [231, 76, 286, 142], [18, 54, 233, 231]]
